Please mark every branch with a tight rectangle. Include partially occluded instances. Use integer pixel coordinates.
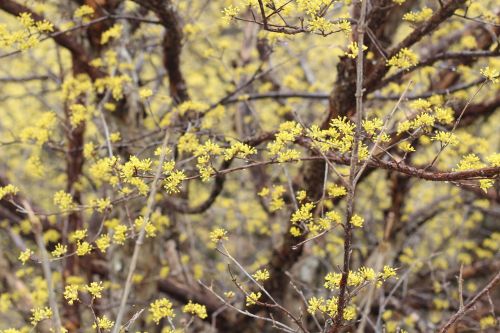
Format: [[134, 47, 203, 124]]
[[364, 0, 467, 94], [0, 0, 102, 80], [136, 0, 189, 103], [438, 271, 500, 333]]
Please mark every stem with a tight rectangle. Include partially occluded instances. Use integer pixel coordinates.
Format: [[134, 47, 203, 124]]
[[438, 271, 500, 333], [112, 130, 171, 333], [329, 0, 368, 331], [23, 201, 62, 332]]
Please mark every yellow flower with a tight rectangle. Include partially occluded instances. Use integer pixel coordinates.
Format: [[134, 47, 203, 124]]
[[18, 249, 33, 265], [387, 48, 419, 69], [324, 272, 342, 290], [0, 184, 19, 200], [291, 203, 315, 224], [308, 16, 334, 33], [109, 132, 121, 143], [221, 5, 240, 25], [350, 214, 364, 228], [480, 66, 499, 84], [86, 282, 104, 299], [101, 24, 123, 44], [380, 265, 397, 280], [182, 301, 208, 319], [290, 226, 302, 237], [245, 292, 261, 306], [53, 191, 76, 211], [91, 197, 112, 212], [64, 284, 79, 305], [150, 298, 175, 324], [480, 315, 497, 329], [30, 307, 52, 326], [327, 183, 347, 198], [70, 229, 87, 243], [209, 228, 228, 243], [76, 241, 92, 256], [343, 305, 356, 320], [307, 296, 326, 314], [95, 234, 111, 252], [164, 170, 186, 194], [113, 225, 128, 244], [74, 5, 95, 19], [51, 243, 67, 257], [253, 269, 270, 282], [92, 315, 114, 330], [344, 42, 368, 59], [431, 131, 458, 146], [139, 88, 153, 100], [403, 7, 433, 23], [486, 153, 500, 167], [398, 141, 415, 152]]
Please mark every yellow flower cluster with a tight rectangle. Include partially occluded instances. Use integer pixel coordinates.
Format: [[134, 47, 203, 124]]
[[209, 227, 228, 243], [53, 191, 76, 211], [92, 315, 114, 330], [397, 103, 454, 136], [164, 170, 187, 194], [19, 112, 57, 145], [245, 292, 262, 306], [30, 306, 52, 326], [291, 202, 315, 224], [454, 154, 484, 171], [387, 48, 419, 69], [344, 42, 368, 59], [221, 5, 240, 25], [486, 153, 500, 167], [265, 185, 286, 211], [195, 139, 223, 181], [398, 141, 415, 153], [74, 5, 95, 19], [113, 224, 128, 245], [18, 249, 33, 265], [253, 269, 270, 282], [182, 301, 208, 319], [362, 117, 384, 136], [480, 66, 499, 84], [119, 156, 152, 195], [297, 0, 330, 16], [86, 281, 104, 299], [431, 131, 459, 146], [0, 13, 53, 51], [308, 16, 334, 33], [224, 141, 257, 161], [268, 121, 302, 162], [150, 298, 175, 324], [51, 243, 67, 257], [327, 183, 347, 198], [308, 117, 355, 153], [62, 74, 93, 101], [403, 7, 433, 23], [307, 296, 356, 320], [324, 265, 397, 290], [95, 75, 131, 100], [350, 214, 364, 228], [101, 24, 123, 45], [95, 234, 111, 252], [76, 241, 92, 256], [63, 284, 79, 305], [0, 184, 18, 200], [134, 216, 157, 238]]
